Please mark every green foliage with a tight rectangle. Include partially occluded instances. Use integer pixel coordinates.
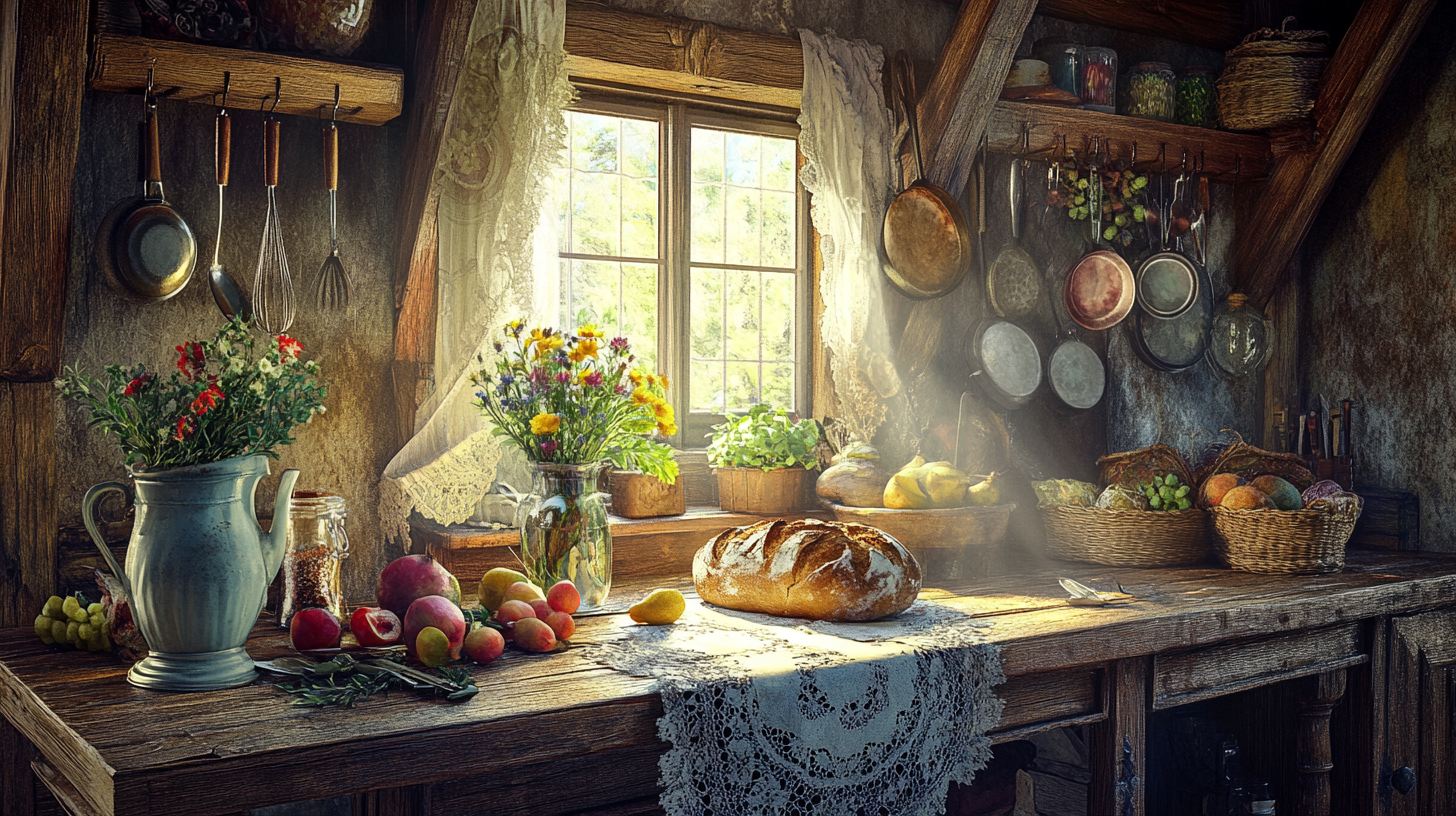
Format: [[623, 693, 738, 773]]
[[57, 318, 326, 471], [706, 404, 821, 471], [1140, 473, 1193, 512]]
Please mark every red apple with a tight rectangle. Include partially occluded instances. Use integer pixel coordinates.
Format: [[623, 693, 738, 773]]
[[547, 580, 581, 614], [349, 607, 401, 647], [544, 610, 575, 641], [377, 555, 461, 618], [513, 617, 557, 652], [402, 595, 466, 660], [290, 608, 341, 651]]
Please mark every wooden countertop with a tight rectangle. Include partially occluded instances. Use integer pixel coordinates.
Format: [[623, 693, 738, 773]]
[[5, 550, 1456, 816]]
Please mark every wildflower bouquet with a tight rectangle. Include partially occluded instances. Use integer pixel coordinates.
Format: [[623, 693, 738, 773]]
[[470, 321, 678, 484], [58, 318, 327, 471]]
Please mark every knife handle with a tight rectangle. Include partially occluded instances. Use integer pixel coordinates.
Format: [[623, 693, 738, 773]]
[[1308, 412, 1320, 463]]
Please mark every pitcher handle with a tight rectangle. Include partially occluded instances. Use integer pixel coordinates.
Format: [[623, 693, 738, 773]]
[[82, 482, 132, 598]]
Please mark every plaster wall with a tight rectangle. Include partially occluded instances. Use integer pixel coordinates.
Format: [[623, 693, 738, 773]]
[[1301, 0, 1456, 551]]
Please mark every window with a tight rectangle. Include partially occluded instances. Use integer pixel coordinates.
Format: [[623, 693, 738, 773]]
[[552, 94, 810, 444]]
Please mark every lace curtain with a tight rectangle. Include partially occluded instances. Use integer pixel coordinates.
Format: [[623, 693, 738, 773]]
[[797, 30, 897, 445], [381, 0, 574, 545]]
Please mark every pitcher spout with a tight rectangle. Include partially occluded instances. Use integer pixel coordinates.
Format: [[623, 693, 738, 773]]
[[262, 468, 302, 584]]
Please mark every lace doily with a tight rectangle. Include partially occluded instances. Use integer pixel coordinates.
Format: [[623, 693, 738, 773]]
[[381, 0, 573, 545], [797, 30, 898, 445], [599, 599, 1005, 816]]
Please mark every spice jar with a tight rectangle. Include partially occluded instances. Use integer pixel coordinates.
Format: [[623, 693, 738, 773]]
[[1033, 38, 1081, 95], [280, 491, 349, 626], [1125, 62, 1176, 121], [1079, 46, 1117, 112], [1176, 66, 1218, 128], [1207, 294, 1274, 378]]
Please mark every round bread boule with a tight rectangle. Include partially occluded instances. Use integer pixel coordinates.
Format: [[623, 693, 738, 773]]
[[692, 519, 922, 621]]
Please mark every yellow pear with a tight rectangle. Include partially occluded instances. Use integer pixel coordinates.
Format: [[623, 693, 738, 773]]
[[885, 470, 933, 509], [966, 472, 1001, 506], [924, 465, 972, 508]]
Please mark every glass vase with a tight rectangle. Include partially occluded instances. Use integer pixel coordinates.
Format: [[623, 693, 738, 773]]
[[1208, 293, 1275, 378], [518, 462, 612, 611]]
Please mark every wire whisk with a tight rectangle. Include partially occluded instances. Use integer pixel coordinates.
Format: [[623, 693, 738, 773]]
[[254, 87, 295, 333]]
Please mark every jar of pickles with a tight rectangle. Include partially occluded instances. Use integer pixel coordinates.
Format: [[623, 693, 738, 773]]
[[280, 491, 350, 626], [1034, 38, 1081, 95], [1176, 66, 1218, 128], [1125, 62, 1176, 121], [1079, 46, 1117, 113]]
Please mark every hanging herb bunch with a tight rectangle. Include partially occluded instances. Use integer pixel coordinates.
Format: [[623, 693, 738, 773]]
[[1046, 158, 1150, 249]]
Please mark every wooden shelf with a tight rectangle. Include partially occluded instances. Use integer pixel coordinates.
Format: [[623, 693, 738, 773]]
[[985, 100, 1273, 183], [88, 33, 404, 126]]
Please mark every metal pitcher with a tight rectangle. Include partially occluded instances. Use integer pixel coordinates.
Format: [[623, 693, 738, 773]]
[[83, 454, 300, 691]]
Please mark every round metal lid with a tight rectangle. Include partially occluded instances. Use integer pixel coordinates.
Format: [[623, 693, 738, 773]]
[[1049, 339, 1106, 409], [1064, 250, 1135, 330], [980, 320, 1042, 399], [1136, 251, 1200, 319]]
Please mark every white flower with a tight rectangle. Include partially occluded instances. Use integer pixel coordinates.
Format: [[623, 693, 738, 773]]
[[249, 380, 266, 396], [228, 358, 245, 374], [258, 358, 274, 375]]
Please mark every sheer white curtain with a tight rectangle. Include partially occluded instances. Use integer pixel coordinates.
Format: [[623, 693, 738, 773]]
[[797, 30, 897, 445], [381, 0, 574, 545]]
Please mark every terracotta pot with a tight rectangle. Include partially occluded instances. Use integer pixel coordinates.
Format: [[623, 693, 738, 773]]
[[715, 467, 818, 515]]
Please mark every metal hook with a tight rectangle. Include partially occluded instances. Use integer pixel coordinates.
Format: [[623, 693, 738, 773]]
[[1019, 122, 1031, 158], [220, 72, 231, 109], [332, 84, 340, 123], [1234, 153, 1243, 182], [1131, 141, 1139, 166], [144, 61, 156, 106], [267, 77, 281, 115]]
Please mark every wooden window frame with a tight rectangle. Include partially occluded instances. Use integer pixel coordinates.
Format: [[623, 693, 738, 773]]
[[564, 85, 813, 449]]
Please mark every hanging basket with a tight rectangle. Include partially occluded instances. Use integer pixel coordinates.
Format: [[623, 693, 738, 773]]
[[1216, 17, 1329, 131]]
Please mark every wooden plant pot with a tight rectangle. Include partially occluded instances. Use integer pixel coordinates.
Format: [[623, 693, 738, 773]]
[[714, 467, 817, 515], [608, 470, 685, 518]]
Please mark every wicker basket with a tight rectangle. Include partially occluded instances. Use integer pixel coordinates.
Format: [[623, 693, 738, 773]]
[[1041, 506, 1212, 567], [1217, 17, 1329, 131], [1210, 504, 1361, 574]]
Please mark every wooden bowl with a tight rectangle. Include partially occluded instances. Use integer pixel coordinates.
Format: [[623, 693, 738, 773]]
[[823, 502, 1016, 550]]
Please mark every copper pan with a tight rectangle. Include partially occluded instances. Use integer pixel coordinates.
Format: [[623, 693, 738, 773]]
[[881, 51, 971, 300]]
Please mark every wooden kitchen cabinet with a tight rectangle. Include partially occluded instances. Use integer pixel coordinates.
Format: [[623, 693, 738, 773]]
[[1386, 609, 1456, 815]]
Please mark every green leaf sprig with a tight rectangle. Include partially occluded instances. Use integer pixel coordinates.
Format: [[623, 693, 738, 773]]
[[705, 404, 821, 471], [1140, 473, 1192, 512]]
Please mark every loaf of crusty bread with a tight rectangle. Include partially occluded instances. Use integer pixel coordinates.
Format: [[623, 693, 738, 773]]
[[692, 519, 922, 621]]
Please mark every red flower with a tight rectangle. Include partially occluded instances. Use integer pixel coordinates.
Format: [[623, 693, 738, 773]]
[[174, 416, 192, 441], [276, 335, 303, 361], [123, 374, 151, 397], [175, 342, 206, 380], [190, 383, 225, 416]]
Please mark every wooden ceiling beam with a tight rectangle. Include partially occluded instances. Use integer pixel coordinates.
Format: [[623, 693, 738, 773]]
[[915, 0, 1039, 198], [563, 1, 802, 110], [1233, 0, 1437, 309], [1035, 0, 1246, 52]]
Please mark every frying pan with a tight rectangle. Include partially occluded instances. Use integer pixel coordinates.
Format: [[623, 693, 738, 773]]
[[986, 149, 1041, 318], [967, 316, 1042, 411], [1127, 260, 1213, 372], [1046, 275, 1105, 410], [881, 51, 971, 300], [1135, 251, 1200, 320], [1064, 250, 1134, 331], [97, 77, 196, 302]]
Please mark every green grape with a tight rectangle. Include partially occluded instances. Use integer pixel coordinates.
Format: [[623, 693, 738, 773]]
[[34, 614, 52, 641], [1150, 495, 1163, 509], [42, 596, 64, 619], [1114, 214, 1128, 227], [1165, 474, 1179, 486], [87, 602, 103, 616], [50, 620, 68, 643], [62, 595, 87, 623], [78, 623, 94, 642], [1176, 485, 1190, 498], [89, 612, 104, 628], [64, 621, 79, 644]]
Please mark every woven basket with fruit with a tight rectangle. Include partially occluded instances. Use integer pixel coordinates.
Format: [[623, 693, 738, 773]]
[[1036, 462, 1212, 567]]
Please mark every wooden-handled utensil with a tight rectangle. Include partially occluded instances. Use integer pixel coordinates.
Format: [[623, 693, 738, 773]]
[[316, 86, 351, 310], [208, 77, 249, 321]]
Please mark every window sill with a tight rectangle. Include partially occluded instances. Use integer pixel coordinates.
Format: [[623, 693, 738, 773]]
[[408, 505, 830, 583]]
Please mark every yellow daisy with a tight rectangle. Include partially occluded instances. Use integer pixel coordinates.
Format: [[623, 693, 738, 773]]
[[529, 413, 562, 435], [568, 337, 601, 363], [577, 324, 602, 339]]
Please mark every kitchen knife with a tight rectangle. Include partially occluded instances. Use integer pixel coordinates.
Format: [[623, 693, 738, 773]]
[[1306, 410, 1319, 470], [1320, 394, 1332, 461]]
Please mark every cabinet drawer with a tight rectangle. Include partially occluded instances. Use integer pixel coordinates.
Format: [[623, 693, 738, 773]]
[[1153, 623, 1366, 710], [991, 666, 1104, 741]]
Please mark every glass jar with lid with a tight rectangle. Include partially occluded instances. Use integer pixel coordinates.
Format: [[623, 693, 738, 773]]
[[280, 491, 350, 626], [1079, 46, 1117, 112], [1176, 66, 1218, 128], [1125, 62, 1176, 121], [1033, 38, 1081, 95], [1207, 294, 1274, 378]]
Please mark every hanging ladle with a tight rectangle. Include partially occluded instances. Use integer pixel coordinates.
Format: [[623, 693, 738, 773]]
[[209, 73, 250, 321]]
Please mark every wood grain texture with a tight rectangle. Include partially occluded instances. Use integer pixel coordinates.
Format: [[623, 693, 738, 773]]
[[1035, 0, 1246, 51], [2, 718, 36, 816], [0, 0, 16, 255], [1152, 623, 1364, 710], [916, 0, 1039, 197], [1, 382, 57, 630], [986, 101, 1273, 184], [5, 553, 1456, 815], [1330, 617, 1389, 816], [1388, 609, 1456, 816], [0, 0, 86, 381], [1089, 656, 1148, 816], [564, 1, 801, 109], [1261, 260, 1301, 452], [1233, 0, 1438, 308], [88, 34, 403, 126], [351, 785, 429, 816], [32, 758, 103, 816], [1297, 669, 1349, 816]]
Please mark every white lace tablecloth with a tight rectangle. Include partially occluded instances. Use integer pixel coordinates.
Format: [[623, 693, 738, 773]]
[[597, 598, 1005, 816]]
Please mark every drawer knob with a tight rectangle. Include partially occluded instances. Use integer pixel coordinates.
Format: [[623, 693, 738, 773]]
[[1393, 766, 1417, 795]]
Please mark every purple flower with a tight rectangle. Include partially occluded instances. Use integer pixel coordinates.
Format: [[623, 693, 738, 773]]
[[528, 367, 547, 386], [583, 371, 603, 387], [555, 371, 570, 384], [609, 337, 629, 353], [499, 374, 514, 387], [541, 440, 559, 457], [615, 384, 627, 395]]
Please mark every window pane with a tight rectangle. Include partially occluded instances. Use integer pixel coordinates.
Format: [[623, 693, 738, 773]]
[[761, 190, 795, 268], [622, 119, 658, 179], [692, 267, 793, 413], [621, 263, 659, 373], [691, 360, 723, 413], [622, 177, 658, 258], [692, 128, 723, 183], [558, 111, 659, 261], [762, 272, 794, 361], [725, 187, 760, 266], [763, 363, 793, 408], [561, 259, 659, 370], [725, 132, 760, 186], [690, 268, 723, 360], [572, 113, 619, 173], [762, 137, 796, 191], [691, 182, 724, 263], [725, 362, 760, 412], [572, 170, 619, 256], [725, 269, 759, 361]]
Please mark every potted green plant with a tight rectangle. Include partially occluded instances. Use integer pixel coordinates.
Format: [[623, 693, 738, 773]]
[[706, 405, 822, 514]]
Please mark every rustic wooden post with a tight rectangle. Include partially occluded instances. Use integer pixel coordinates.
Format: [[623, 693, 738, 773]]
[[1297, 668, 1349, 816], [1090, 656, 1149, 816]]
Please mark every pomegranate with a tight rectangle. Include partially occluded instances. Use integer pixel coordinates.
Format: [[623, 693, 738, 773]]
[[349, 607, 401, 647], [377, 555, 461, 617], [290, 608, 342, 651]]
